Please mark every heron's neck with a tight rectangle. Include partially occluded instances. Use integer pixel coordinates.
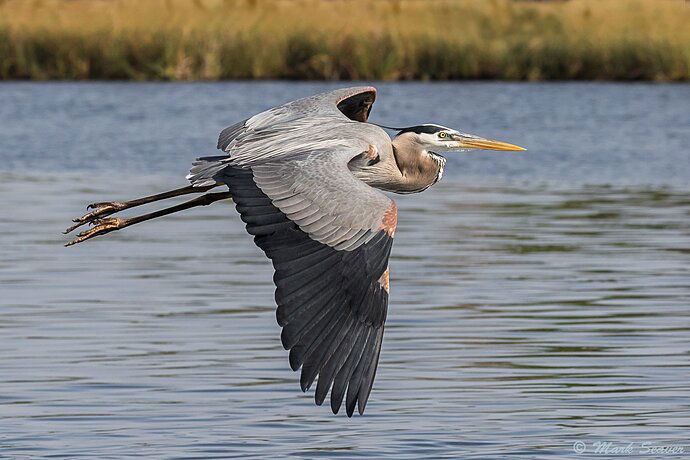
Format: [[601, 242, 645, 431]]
[[389, 137, 445, 194]]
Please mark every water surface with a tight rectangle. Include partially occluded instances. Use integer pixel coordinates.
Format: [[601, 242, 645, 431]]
[[1, 82, 689, 458]]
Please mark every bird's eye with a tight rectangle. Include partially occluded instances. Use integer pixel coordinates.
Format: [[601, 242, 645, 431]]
[[438, 132, 447, 139]]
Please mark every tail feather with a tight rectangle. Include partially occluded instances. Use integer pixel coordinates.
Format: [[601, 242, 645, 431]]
[[186, 155, 230, 187]]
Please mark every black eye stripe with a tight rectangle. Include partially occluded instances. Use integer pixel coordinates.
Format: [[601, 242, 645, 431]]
[[397, 125, 446, 135]]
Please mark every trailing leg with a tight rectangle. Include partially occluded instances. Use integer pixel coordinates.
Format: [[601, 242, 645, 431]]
[[64, 183, 219, 234], [65, 190, 232, 246]]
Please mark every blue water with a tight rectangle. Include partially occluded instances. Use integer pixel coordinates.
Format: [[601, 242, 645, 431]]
[[1, 82, 689, 458], [2, 82, 689, 186]]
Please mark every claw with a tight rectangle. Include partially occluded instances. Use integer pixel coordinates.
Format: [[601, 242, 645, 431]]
[[63, 202, 127, 234], [65, 217, 128, 246], [88, 201, 125, 211]]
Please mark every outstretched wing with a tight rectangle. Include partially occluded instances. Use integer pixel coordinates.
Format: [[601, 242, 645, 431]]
[[220, 166, 395, 416], [206, 87, 396, 416]]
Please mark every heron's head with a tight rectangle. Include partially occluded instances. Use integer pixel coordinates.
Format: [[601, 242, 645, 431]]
[[393, 124, 526, 153]]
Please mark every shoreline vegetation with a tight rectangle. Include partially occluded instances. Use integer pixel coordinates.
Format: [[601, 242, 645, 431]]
[[0, 0, 688, 81]]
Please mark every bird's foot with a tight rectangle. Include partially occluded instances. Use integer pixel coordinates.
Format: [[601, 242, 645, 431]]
[[64, 201, 128, 234], [65, 217, 128, 247]]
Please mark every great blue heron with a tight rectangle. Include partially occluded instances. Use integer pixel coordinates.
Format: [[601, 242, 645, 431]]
[[64, 87, 525, 416]]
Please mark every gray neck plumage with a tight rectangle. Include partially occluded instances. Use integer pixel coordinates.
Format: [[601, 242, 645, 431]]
[[389, 138, 446, 194], [349, 134, 446, 194]]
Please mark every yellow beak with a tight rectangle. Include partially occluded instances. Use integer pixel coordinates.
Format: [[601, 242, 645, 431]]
[[457, 138, 526, 151]]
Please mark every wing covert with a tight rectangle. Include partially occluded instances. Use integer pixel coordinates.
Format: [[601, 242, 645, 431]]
[[250, 143, 393, 251]]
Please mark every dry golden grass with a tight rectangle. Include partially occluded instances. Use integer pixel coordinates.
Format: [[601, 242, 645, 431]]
[[0, 0, 688, 80]]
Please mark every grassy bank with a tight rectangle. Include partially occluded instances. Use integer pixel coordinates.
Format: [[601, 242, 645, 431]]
[[1, 0, 688, 81]]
